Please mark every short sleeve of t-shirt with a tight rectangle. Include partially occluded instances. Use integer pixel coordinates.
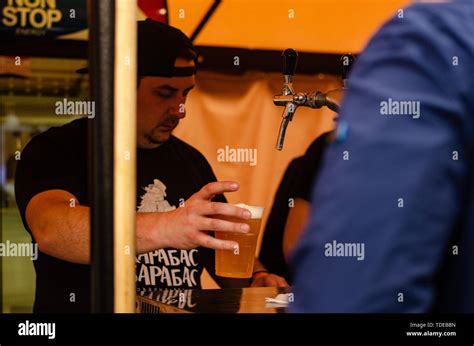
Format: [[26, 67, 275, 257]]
[[14, 119, 88, 235]]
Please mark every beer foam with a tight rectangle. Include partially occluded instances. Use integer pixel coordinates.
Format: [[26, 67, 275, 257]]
[[234, 203, 263, 219]]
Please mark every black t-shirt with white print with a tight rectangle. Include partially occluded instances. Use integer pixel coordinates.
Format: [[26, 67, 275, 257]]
[[15, 118, 224, 313], [135, 138, 225, 292]]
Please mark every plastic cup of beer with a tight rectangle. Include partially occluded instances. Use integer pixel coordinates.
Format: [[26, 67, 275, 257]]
[[215, 204, 264, 278]]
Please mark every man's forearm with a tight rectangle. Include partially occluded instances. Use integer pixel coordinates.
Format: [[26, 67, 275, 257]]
[[27, 181, 247, 265], [32, 202, 170, 265], [136, 211, 171, 253], [33, 201, 91, 264]]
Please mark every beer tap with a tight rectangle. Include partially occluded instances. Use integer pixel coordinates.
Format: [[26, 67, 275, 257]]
[[273, 49, 354, 150], [274, 48, 298, 151]]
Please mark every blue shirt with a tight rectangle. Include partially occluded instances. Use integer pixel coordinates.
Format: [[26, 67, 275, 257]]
[[290, 0, 474, 312]]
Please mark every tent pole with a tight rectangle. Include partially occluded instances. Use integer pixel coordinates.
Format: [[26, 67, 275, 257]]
[[89, 0, 115, 313], [114, 0, 137, 313], [190, 0, 221, 42]]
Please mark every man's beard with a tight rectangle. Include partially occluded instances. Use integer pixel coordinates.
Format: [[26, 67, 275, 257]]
[[145, 116, 179, 145], [144, 132, 166, 145], [159, 116, 179, 129]]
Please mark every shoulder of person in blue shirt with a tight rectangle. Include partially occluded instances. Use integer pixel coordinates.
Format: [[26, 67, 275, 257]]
[[290, 0, 474, 313]]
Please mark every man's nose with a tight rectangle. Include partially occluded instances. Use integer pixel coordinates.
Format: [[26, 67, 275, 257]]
[[170, 99, 186, 119]]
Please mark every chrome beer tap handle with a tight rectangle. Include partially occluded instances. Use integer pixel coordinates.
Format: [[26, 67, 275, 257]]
[[273, 49, 354, 150], [276, 102, 296, 150], [274, 49, 299, 150]]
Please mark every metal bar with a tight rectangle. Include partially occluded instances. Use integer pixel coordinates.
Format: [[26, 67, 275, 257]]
[[114, 0, 137, 313], [0, 42, 349, 76], [164, 0, 170, 23], [195, 47, 350, 75], [88, 0, 115, 313]]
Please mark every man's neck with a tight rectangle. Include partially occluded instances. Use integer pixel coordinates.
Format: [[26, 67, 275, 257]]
[[138, 143, 162, 149], [137, 136, 171, 149], [137, 138, 163, 149]]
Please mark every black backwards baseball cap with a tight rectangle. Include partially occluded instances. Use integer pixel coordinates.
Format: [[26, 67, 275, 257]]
[[78, 18, 197, 77]]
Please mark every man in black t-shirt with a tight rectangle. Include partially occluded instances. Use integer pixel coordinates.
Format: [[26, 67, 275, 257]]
[[15, 19, 286, 313]]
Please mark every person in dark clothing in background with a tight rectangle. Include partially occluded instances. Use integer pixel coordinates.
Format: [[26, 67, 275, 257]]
[[259, 131, 334, 282]]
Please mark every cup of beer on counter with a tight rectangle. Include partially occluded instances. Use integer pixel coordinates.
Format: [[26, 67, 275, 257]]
[[215, 204, 264, 278]]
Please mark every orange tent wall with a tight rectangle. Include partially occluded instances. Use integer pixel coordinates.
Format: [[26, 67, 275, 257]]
[[168, 0, 410, 53], [63, 0, 410, 53]]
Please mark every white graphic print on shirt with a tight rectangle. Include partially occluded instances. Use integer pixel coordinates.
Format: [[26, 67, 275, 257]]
[[138, 179, 176, 212], [136, 179, 200, 290], [138, 288, 197, 311]]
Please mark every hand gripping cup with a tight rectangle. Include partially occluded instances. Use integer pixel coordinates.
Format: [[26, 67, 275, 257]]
[[215, 204, 264, 278]]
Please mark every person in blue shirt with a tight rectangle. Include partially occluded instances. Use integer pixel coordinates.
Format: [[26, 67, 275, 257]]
[[290, 0, 473, 313]]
